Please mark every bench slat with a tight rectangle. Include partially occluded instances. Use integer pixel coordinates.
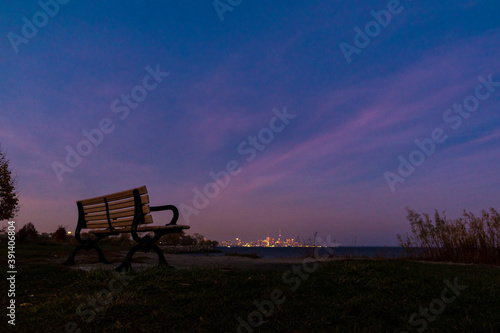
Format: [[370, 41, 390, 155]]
[[85, 206, 151, 222], [79, 186, 147, 206], [83, 195, 150, 214], [85, 214, 153, 229]]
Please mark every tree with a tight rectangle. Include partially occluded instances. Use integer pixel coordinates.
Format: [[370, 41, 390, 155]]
[[193, 233, 205, 245], [52, 225, 67, 242], [17, 222, 38, 243], [160, 231, 183, 245], [0, 145, 19, 220], [159, 231, 218, 247], [180, 234, 196, 246], [205, 239, 219, 247]]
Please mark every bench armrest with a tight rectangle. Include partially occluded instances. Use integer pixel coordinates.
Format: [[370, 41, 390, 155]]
[[149, 205, 179, 225]]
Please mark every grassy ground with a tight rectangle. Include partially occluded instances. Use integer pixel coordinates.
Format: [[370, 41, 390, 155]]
[[1, 244, 499, 332]]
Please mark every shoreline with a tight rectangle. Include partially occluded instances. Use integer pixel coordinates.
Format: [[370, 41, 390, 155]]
[[50, 250, 500, 272]]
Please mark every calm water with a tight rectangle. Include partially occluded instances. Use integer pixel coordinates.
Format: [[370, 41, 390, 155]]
[[215, 246, 407, 259]]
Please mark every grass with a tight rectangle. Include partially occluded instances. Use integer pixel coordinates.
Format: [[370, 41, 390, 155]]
[[1, 244, 499, 332], [225, 251, 262, 259]]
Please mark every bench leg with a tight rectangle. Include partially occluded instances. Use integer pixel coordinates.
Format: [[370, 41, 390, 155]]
[[151, 244, 174, 269], [115, 243, 173, 272], [62, 245, 84, 265], [62, 244, 111, 265], [115, 243, 141, 272], [93, 244, 112, 264]]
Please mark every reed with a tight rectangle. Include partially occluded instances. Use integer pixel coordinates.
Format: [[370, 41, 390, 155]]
[[397, 207, 500, 264]]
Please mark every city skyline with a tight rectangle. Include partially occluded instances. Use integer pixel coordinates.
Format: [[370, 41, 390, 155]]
[[218, 228, 340, 247]]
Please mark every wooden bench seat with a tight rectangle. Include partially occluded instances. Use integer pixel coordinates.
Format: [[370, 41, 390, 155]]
[[89, 225, 189, 234], [63, 186, 189, 271]]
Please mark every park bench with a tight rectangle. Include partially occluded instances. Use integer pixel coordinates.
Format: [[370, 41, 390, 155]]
[[63, 186, 189, 271]]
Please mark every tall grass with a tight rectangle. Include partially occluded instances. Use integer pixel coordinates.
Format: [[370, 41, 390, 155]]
[[397, 207, 500, 265]]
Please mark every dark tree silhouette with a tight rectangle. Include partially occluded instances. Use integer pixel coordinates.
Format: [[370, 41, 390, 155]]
[[160, 230, 183, 245], [52, 225, 67, 242], [160, 231, 218, 246], [17, 222, 38, 242], [0, 145, 19, 220]]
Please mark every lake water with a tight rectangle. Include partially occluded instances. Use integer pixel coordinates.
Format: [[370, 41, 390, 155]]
[[215, 246, 407, 259]]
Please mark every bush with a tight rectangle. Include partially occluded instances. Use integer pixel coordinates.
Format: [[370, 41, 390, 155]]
[[397, 207, 500, 265]]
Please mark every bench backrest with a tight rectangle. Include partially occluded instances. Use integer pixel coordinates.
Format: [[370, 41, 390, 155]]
[[78, 186, 152, 230]]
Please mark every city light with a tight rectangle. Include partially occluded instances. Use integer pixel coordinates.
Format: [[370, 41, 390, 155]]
[[220, 231, 307, 247]]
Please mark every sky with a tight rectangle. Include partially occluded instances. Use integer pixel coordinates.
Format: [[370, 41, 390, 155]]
[[0, 0, 499, 246]]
